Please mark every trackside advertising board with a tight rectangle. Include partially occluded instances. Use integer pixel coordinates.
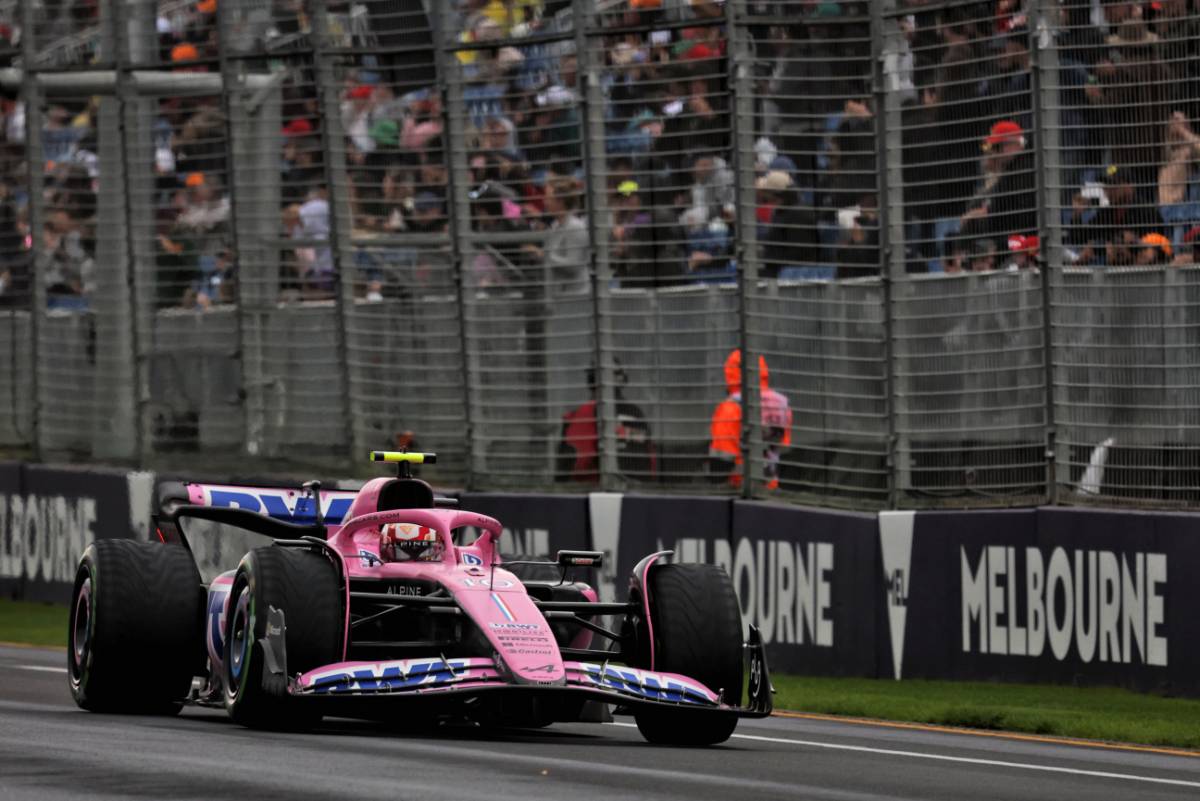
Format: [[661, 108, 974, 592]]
[[4, 463, 1199, 695], [882, 508, 1200, 695], [731, 502, 877, 675], [0, 464, 149, 604], [605, 495, 877, 674]]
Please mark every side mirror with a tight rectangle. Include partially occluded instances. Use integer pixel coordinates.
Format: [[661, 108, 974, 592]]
[[557, 550, 603, 569]]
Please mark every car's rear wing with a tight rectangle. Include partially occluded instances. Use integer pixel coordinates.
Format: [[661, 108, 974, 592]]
[[158, 481, 361, 526]]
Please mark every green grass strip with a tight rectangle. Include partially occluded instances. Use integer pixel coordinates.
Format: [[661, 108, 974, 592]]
[[0, 599, 68, 649], [2, 600, 1197, 750], [772, 674, 1200, 750]]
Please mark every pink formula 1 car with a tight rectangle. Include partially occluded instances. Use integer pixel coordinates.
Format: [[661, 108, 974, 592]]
[[67, 452, 772, 745]]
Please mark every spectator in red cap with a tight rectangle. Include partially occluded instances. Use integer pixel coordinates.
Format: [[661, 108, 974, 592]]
[[1005, 234, 1039, 271], [282, 118, 313, 138], [960, 119, 1036, 245]]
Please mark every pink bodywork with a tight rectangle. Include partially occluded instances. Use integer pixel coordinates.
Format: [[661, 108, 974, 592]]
[[188, 479, 723, 709], [192, 479, 588, 688]]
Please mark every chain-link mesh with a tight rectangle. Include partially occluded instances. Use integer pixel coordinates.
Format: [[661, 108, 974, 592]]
[[584, 2, 739, 490], [0, 3, 30, 449], [6, 0, 1200, 507], [743, 2, 887, 504], [444, 4, 598, 487], [886, 1, 1047, 505], [1046, 0, 1200, 505], [328, 1, 468, 485]]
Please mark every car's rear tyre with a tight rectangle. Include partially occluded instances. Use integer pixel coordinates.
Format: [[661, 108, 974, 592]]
[[632, 563, 742, 746], [224, 546, 342, 730], [68, 539, 204, 714]]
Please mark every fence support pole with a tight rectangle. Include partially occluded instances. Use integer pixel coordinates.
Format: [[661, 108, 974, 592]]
[[728, 0, 758, 499], [433, 3, 477, 490], [309, 1, 359, 468], [19, 0, 44, 461], [876, 3, 904, 510], [215, 2, 252, 465], [574, 0, 616, 489], [112, 0, 151, 465], [1031, 0, 1061, 504]]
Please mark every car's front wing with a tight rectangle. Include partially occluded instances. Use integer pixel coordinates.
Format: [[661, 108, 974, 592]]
[[282, 626, 774, 717]]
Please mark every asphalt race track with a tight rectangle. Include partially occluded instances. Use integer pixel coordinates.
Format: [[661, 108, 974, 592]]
[[1, 645, 1197, 801]]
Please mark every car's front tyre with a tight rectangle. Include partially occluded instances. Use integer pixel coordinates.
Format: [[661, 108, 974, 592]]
[[223, 546, 342, 730], [630, 562, 742, 746]]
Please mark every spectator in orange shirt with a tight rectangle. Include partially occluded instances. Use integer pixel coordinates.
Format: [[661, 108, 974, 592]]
[[710, 349, 792, 490]]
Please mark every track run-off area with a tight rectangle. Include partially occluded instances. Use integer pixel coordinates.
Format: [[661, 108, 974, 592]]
[[0, 645, 1197, 801]]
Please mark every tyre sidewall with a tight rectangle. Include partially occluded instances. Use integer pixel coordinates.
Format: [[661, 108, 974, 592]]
[[223, 553, 266, 721], [67, 547, 100, 708]]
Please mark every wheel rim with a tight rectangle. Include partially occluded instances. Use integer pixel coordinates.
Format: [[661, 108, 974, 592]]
[[69, 575, 92, 686], [228, 586, 252, 685]]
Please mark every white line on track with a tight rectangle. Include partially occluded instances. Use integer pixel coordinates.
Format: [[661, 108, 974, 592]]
[[13, 665, 65, 673], [607, 722, 1200, 790]]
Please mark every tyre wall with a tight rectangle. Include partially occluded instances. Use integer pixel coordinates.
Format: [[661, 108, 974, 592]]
[[3, 463, 1197, 696]]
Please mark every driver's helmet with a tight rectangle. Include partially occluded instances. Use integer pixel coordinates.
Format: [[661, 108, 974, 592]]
[[379, 523, 442, 563]]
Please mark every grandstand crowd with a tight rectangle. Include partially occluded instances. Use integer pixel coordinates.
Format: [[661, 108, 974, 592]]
[[0, 0, 1198, 310]]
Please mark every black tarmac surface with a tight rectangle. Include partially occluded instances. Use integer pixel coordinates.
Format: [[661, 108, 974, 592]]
[[1, 644, 1197, 800]]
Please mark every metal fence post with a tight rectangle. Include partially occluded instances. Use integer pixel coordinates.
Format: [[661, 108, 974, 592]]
[[19, 0, 43, 460], [876, 2, 903, 509], [432, 2, 476, 490], [574, 0, 615, 489], [308, 1, 359, 467], [112, 0, 150, 465], [215, 1, 254, 463], [728, 0, 757, 499], [1031, 0, 1061, 504]]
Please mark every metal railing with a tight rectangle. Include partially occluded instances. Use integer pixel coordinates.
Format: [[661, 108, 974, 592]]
[[0, 0, 1199, 509]]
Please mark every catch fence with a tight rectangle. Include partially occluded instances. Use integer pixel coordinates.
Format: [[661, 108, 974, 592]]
[[0, 0, 1198, 509]]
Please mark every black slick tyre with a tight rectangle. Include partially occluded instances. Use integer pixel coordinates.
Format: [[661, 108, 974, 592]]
[[633, 563, 742, 746], [68, 539, 205, 713], [223, 546, 342, 730]]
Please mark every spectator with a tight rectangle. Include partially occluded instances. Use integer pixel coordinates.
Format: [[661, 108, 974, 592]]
[[1173, 226, 1200, 267], [39, 210, 94, 306], [946, 238, 999, 274], [612, 180, 657, 285], [0, 180, 27, 308], [1067, 166, 1158, 266], [342, 85, 377, 157], [835, 191, 880, 279], [757, 169, 818, 278], [401, 93, 444, 151], [709, 349, 793, 491], [1137, 232, 1173, 266], [828, 99, 876, 210], [1004, 234, 1039, 271], [281, 125, 323, 207], [175, 172, 229, 233], [683, 152, 734, 225], [556, 362, 657, 484], [521, 175, 590, 294], [681, 205, 732, 276], [182, 247, 236, 309], [407, 192, 448, 235], [1159, 112, 1200, 209], [1085, 7, 1176, 202], [960, 120, 1036, 243], [295, 185, 335, 298]]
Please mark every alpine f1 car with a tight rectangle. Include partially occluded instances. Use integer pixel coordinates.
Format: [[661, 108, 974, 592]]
[[68, 452, 772, 745]]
